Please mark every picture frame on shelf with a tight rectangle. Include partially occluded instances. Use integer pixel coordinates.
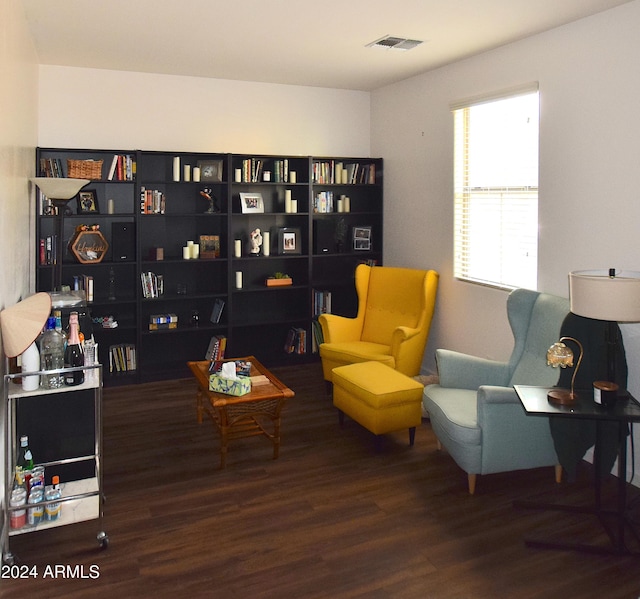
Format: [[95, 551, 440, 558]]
[[77, 190, 99, 214], [240, 192, 264, 213], [278, 227, 301, 255], [353, 226, 372, 251], [198, 159, 224, 182]]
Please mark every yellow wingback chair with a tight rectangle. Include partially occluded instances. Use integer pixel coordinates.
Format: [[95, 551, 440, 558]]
[[319, 265, 439, 382]]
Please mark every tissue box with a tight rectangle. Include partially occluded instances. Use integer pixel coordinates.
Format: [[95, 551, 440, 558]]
[[209, 374, 251, 396]]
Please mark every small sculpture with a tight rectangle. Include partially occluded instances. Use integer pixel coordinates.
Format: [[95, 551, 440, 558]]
[[250, 228, 262, 256], [200, 188, 220, 213]]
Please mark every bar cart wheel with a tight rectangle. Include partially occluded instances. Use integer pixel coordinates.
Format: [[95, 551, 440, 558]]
[[97, 531, 109, 549]]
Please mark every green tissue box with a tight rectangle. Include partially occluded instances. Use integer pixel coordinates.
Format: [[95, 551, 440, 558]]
[[209, 374, 251, 396]]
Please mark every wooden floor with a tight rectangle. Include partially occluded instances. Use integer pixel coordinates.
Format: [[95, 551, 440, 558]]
[[2, 361, 640, 598]]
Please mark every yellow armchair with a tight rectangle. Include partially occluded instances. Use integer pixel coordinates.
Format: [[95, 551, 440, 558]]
[[319, 265, 439, 382]]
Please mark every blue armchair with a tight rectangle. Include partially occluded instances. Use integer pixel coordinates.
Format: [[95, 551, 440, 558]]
[[423, 289, 567, 494]]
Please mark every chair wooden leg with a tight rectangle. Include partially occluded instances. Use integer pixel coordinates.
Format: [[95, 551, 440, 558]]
[[408, 426, 416, 446], [468, 473, 477, 495], [555, 464, 563, 483]]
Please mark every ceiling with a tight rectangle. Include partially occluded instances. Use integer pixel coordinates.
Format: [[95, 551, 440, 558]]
[[21, 0, 634, 91]]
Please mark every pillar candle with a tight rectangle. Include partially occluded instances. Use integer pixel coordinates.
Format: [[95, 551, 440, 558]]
[[191, 243, 199, 259], [173, 156, 180, 182], [285, 189, 292, 213], [289, 171, 297, 184], [192, 166, 201, 182], [184, 165, 191, 182], [263, 231, 270, 256], [344, 196, 351, 212], [107, 199, 115, 214], [337, 198, 344, 213], [235, 271, 243, 289], [182, 246, 190, 260], [235, 168, 242, 183], [291, 199, 297, 213], [234, 239, 242, 258]]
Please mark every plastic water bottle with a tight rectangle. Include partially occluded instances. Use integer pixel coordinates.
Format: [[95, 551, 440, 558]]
[[40, 317, 65, 389]]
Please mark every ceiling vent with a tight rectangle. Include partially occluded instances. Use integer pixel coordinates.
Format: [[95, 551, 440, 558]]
[[366, 35, 423, 51]]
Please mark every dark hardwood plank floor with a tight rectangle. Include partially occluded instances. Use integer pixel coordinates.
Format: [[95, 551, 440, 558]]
[[2, 361, 639, 598]]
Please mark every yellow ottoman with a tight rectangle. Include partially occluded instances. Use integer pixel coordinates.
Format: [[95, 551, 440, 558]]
[[331, 361, 424, 447]]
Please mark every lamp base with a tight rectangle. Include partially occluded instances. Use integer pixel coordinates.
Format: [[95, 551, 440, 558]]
[[548, 389, 578, 405]]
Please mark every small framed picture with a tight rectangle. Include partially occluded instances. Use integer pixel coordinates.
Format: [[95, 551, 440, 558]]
[[199, 234, 221, 259], [240, 192, 264, 213], [198, 160, 224, 182], [278, 227, 301, 255], [77, 190, 99, 214], [353, 226, 372, 251]]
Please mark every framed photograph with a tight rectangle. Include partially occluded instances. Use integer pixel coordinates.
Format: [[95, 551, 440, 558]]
[[240, 192, 264, 213], [278, 227, 301, 255], [353, 226, 372, 251], [198, 159, 224, 182], [77, 190, 99, 214]]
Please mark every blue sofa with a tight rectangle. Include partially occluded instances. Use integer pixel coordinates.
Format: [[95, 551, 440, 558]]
[[423, 289, 567, 494]]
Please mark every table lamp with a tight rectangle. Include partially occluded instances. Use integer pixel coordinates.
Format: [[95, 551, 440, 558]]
[[0, 293, 52, 391], [546, 336, 583, 405], [569, 269, 640, 397], [31, 177, 90, 291]]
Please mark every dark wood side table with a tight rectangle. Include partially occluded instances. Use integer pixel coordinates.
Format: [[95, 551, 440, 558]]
[[514, 385, 640, 555]]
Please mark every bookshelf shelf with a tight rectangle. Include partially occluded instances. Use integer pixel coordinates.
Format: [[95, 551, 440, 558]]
[[35, 149, 382, 383]]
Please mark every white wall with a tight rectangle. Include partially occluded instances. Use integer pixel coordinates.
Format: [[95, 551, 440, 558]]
[[0, 0, 39, 550], [38, 66, 371, 157], [371, 0, 640, 482]]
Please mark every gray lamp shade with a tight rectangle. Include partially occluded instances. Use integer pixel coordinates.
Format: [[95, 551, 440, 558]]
[[569, 270, 640, 322], [31, 177, 90, 200]]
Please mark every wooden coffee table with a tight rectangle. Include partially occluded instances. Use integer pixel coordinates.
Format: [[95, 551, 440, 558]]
[[187, 356, 294, 468]]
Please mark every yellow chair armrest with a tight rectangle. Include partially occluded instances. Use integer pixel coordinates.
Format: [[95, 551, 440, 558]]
[[319, 312, 363, 344]]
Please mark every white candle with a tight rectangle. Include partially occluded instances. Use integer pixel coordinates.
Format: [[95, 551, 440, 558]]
[[183, 165, 191, 182], [344, 196, 351, 212], [235, 168, 242, 183], [235, 271, 243, 289], [107, 198, 115, 214], [337, 198, 344, 213], [341, 170, 348, 184], [285, 189, 292, 213], [192, 167, 201, 182], [290, 171, 297, 184], [263, 231, 270, 256], [234, 239, 242, 258], [182, 246, 190, 260], [173, 156, 180, 182], [191, 243, 199, 259], [291, 199, 297, 213], [263, 171, 271, 181], [187, 240, 194, 246]]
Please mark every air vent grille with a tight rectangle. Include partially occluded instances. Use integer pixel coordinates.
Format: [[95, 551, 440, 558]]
[[367, 35, 423, 51]]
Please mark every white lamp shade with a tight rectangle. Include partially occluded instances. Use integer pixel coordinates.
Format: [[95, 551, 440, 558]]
[[31, 177, 90, 200], [0, 292, 52, 357], [569, 270, 640, 322]]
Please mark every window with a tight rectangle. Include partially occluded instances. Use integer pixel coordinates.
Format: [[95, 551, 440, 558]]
[[452, 86, 539, 290]]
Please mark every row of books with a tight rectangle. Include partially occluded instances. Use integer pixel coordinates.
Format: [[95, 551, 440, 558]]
[[312, 192, 351, 213], [37, 190, 60, 216], [107, 154, 136, 181], [38, 236, 57, 265], [140, 187, 166, 214], [284, 327, 307, 355], [238, 158, 293, 183], [313, 289, 332, 317], [141, 272, 164, 298], [109, 343, 137, 373], [72, 274, 94, 302], [206, 335, 227, 361], [38, 158, 64, 178], [312, 161, 377, 185], [311, 318, 324, 354]]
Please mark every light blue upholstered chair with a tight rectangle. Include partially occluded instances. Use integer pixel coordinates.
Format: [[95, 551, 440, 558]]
[[423, 289, 567, 494]]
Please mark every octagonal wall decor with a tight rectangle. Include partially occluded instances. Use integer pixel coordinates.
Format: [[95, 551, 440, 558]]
[[69, 226, 109, 264]]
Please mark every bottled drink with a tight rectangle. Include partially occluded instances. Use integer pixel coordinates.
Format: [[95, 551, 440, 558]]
[[44, 475, 62, 521], [53, 310, 67, 349], [40, 316, 65, 389], [17, 435, 34, 475], [64, 311, 84, 386]]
